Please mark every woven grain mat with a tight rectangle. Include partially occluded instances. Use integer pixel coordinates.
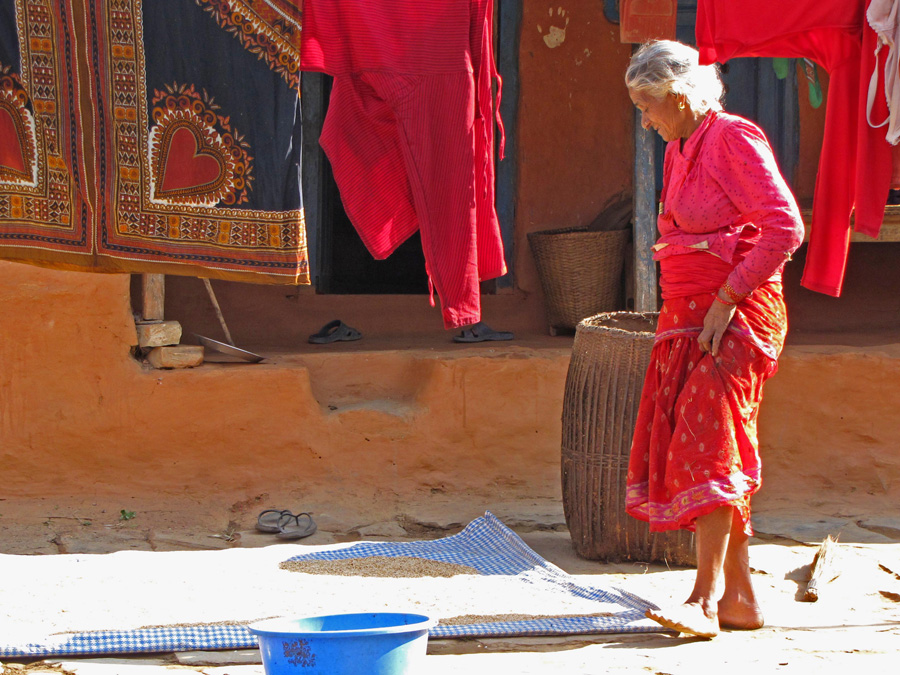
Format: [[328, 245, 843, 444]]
[[0, 512, 658, 658]]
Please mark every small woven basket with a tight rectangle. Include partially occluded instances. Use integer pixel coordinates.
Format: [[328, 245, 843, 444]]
[[528, 227, 629, 335], [561, 311, 695, 565]]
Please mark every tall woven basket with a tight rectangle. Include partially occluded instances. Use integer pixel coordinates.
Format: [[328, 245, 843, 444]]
[[561, 311, 695, 565], [528, 227, 629, 335]]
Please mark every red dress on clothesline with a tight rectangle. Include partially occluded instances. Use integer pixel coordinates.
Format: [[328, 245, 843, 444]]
[[300, 0, 506, 329]]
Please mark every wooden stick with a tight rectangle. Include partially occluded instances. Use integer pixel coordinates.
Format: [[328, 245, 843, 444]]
[[142, 274, 165, 321], [803, 535, 839, 602], [202, 278, 235, 347]]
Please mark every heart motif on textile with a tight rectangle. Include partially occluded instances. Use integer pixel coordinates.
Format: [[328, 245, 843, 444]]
[[157, 125, 226, 197], [0, 103, 28, 177]]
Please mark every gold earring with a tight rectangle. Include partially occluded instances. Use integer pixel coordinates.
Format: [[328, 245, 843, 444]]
[[678, 100, 685, 111]]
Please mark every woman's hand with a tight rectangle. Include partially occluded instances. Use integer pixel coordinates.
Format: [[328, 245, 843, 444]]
[[698, 294, 737, 356]]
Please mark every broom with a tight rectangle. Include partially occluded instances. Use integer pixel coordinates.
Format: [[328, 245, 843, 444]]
[[803, 535, 840, 602]]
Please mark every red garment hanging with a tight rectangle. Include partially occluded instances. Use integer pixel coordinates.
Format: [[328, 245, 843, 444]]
[[697, 0, 892, 296], [300, 0, 506, 329]]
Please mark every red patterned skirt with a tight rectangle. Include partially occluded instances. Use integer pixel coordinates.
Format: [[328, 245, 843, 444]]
[[625, 281, 788, 535]]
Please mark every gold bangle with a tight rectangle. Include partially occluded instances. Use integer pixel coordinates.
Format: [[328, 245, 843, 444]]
[[721, 281, 746, 303]]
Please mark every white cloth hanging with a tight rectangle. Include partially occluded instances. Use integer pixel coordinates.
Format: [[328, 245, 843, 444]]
[[867, 0, 900, 144]]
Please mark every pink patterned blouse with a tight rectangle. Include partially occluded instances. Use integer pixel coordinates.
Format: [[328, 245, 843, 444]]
[[653, 111, 805, 297]]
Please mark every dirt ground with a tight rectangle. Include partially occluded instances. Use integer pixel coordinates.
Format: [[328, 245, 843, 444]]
[[1, 493, 898, 675]]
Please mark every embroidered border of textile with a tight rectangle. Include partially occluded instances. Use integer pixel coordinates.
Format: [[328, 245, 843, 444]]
[[0, 67, 38, 186], [0, 3, 89, 258], [195, 0, 302, 91]]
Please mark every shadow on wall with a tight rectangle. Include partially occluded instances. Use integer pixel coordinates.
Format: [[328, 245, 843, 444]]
[[783, 243, 900, 337]]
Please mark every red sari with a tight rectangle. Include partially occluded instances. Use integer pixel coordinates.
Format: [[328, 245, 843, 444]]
[[625, 253, 788, 535]]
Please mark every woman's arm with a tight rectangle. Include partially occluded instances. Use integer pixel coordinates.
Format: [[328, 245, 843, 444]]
[[697, 117, 804, 355], [706, 118, 806, 299]]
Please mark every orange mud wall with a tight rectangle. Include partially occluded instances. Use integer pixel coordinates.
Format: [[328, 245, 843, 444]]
[[2, 260, 898, 513], [0, 261, 570, 514]]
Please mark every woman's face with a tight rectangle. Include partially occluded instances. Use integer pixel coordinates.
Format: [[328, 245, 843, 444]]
[[629, 89, 684, 142]]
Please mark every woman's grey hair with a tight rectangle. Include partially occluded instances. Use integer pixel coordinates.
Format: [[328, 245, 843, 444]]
[[625, 40, 724, 114]]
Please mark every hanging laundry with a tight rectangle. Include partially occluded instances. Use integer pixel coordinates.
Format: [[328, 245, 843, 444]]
[[866, 0, 900, 144], [0, 0, 308, 284], [697, 0, 892, 297], [300, 0, 507, 330]]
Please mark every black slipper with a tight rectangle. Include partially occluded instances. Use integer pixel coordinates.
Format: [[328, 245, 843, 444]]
[[276, 512, 317, 540], [256, 509, 293, 533], [453, 321, 514, 343], [308, 320, 362, 344]]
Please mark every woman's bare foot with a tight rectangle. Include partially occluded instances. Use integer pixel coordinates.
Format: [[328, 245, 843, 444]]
[[717, 596, 764, 630], [645, 603, 719, 639]]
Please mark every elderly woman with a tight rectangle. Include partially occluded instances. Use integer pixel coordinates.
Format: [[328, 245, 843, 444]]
[[624, 41, 804, 638]]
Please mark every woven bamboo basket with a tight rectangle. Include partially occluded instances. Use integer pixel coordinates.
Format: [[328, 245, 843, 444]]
[[528, 227, 629, 335], [561, 311, 695, 565]]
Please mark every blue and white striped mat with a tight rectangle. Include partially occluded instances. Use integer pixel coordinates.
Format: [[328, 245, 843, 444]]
[[1, 512, 658, 658]]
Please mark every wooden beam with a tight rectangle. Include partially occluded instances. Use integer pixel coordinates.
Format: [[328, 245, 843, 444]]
[[141, 274, 165, 321], [633, 111, 658, 312]]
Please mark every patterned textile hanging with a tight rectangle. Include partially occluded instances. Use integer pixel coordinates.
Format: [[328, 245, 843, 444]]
[[0, 0, 308, 284]]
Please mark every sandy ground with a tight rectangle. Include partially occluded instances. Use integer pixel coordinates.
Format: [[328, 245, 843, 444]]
[[0, 496, 898, 675]]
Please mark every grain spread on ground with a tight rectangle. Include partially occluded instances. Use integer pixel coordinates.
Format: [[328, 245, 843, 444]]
[[66, 619, 267, 634], [438, 612, 615, 626], [279, 556, 480, 578]]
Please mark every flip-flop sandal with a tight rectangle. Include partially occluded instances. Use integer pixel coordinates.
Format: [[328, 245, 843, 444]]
[[277, 512, 317, 540], [453, 321, 514, 343], [308, 320, 362, 344], [256, 509, 293, 533]]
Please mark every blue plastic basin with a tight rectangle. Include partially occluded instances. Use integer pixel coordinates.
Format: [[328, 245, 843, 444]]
[[249, 613, 436, 675]]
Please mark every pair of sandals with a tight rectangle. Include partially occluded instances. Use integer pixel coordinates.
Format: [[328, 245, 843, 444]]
[[256, 509, 317, 540], [309, 319, 514, 345]]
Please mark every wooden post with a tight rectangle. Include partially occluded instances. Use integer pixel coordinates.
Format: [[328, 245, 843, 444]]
[[141, 273, 165, 321], [301, 73, 326, 287], [633, 109, 658, 312], [495, 0, 522, 289]]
